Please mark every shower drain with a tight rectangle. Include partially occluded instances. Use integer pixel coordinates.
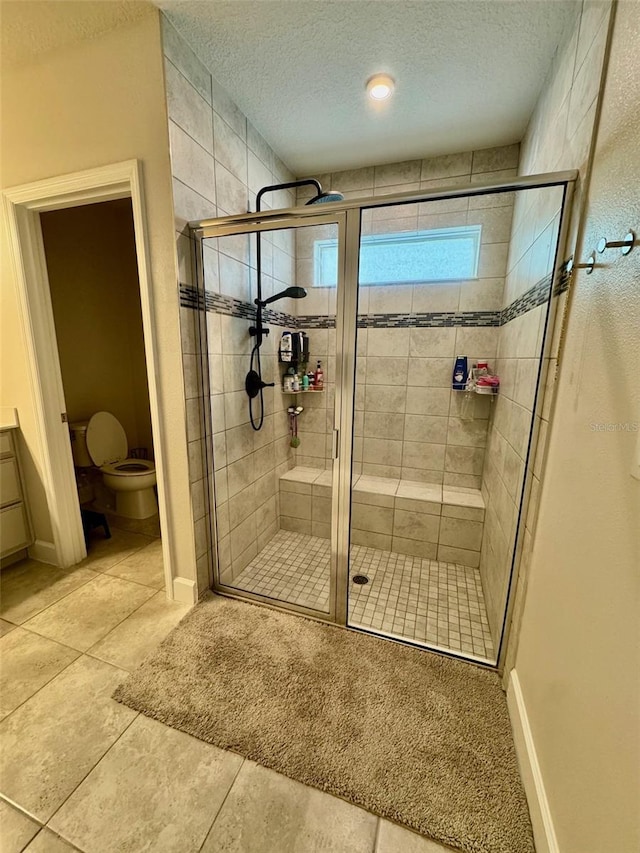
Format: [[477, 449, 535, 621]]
[[352, 574, 369, 585]]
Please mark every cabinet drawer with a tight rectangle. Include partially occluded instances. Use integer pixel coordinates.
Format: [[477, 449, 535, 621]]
[[0, 432, 13, 459], [0, 504, 29, 556], [0, 458, 21, 507]]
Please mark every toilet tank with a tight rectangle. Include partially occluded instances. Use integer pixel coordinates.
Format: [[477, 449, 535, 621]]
[[70, 421, 92, 467]]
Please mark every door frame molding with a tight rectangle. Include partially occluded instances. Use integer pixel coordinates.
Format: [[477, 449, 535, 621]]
[[3, 160, 174, 594]]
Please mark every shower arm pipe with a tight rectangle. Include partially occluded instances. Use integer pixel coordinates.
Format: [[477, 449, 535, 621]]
[[255, 179, 322, 213], [252, 179, 323, 344]]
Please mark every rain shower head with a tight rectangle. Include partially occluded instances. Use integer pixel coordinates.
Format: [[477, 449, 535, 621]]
[[306, 190, 345, 204], [257, 286, 307, 307]]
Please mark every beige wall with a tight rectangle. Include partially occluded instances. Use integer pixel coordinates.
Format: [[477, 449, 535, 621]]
[[502, 0, 614, 658], [0, 5, 197, 589], [510, 2, 640, 851], [41, 199, 153, 456]]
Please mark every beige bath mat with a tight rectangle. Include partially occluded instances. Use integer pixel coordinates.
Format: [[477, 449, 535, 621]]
[[114, 594, 533, 853]]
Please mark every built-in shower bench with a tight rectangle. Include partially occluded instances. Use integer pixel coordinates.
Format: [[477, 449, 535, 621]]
[[279, 467, 485, 567]]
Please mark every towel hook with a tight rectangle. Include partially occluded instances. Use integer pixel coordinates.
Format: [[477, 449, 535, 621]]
[[567, 253, 596, 275], [596, 231, 635, 255]]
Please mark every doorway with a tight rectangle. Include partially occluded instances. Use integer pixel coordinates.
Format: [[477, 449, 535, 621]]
[[40, 198, 161, 552], [191, 172, 574, 667], [2, 161, 173, 595]]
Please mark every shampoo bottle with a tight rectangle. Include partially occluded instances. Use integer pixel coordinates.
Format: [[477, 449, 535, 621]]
[[452, 355, 468, 391]]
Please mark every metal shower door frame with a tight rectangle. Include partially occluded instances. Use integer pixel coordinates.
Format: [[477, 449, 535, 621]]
[[192, 208, 358, 625], [192, 168, 578, 666]]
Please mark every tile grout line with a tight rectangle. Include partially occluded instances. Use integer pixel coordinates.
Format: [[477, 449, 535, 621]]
[[44, 705, 142, 849], [372, 816, 382, 853], [1, 536, 158, 628], [0, 649, 133, 732], [10, 563, 177, 668], [196, 757, 246, 853], [0, 634, 83, 723]]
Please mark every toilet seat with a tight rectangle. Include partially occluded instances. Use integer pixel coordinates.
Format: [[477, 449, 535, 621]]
[[101, 458, 156, 477], [86, 412, 128, 467]]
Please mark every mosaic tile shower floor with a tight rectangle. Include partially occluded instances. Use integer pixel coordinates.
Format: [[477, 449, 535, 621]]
[[232, 530, 495, 661]]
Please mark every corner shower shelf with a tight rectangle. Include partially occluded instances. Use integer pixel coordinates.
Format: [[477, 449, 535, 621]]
[[281, 389, 324, 394]]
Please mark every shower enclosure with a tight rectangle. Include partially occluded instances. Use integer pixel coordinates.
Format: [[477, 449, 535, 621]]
[[190, 171, 575, 667]]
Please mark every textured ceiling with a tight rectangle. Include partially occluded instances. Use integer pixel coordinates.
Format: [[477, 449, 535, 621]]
[[0, 0, 152, 69], [157, 0, 579, 174]]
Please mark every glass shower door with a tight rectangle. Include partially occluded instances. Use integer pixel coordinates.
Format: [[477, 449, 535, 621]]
[[198, 212, 351, 620], [345, 183, 566, 664]]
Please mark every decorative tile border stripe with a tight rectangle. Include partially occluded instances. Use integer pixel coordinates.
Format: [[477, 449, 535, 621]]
[[553, 263, 571, 296], [501, 274, 552, 325], [355, 311, 501, 329], [180, 268, 568, 330], [179, 285, 297, 327]]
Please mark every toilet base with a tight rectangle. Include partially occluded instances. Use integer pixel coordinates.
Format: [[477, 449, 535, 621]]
[[115, 487, 158, 519]]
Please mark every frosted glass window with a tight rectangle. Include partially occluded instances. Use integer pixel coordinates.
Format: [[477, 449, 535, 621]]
[[314, 225, 481, 287]]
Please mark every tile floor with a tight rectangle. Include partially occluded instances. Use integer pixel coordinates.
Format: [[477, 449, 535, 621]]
[[232, 530, 495, 661], [0, 526, 455, 853]]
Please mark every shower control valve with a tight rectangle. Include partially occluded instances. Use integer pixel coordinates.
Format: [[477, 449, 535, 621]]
[[245, 370, 274, 399], [249, 325, 269, 337]]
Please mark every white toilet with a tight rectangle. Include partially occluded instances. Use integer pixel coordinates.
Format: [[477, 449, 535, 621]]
[[70, 412, 157, 519]]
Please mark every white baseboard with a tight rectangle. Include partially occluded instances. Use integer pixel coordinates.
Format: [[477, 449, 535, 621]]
[[172, 576, 197, 605], [28, 539, 58, 565], [507, 669, 560, 853]]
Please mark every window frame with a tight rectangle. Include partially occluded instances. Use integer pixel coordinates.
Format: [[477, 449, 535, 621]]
[[313, 224, 483, 288]]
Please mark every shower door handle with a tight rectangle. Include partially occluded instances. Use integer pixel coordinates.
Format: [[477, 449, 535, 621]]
[[331, 429, 339, 460]]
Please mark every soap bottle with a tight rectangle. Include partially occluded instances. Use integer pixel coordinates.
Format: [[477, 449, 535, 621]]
[[292, 373, 300, 392], [452, 355, 468, 391], [302, 373, 309, 390], [314, 360, 324, 390]]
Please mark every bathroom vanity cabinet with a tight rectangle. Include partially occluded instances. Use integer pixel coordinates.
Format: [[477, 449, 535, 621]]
[[0, 419, 33, 559]]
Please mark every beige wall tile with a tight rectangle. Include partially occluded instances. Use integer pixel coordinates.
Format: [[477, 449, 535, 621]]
[[442, 504, 485, 522], [392, 537, 437, 559], [352, 504, 394, 535], [363, 411, 405, 440], [405, 386, 450, 416], [393, 509, 440, 543], [165, 60, 213, 154], [437, 544, 480, 568], [409, 327, 456, 358], [169, 120, 215, 201], [439, 516, 483, 550], [402, 441, 446, 472], [280, 516, 312, 535], [374, 160, 421, 187], [280, 492, 312, 520], [162, 17, 211, 104], [472, 144, 520, 174], [403, 414, 448, 444], [421, 151, 472, 181]]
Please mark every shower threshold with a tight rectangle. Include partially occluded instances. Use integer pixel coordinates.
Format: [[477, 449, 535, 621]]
[[229, 530, 495, 662]]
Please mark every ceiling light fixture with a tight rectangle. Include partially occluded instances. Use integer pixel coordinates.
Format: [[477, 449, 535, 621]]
[[366, 74, 395, 101]]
